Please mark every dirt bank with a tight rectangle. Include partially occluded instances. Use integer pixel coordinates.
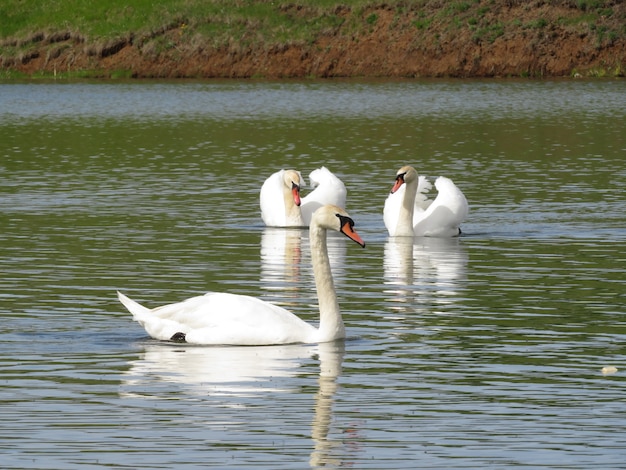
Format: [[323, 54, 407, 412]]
[[3, 1, 625, 79]]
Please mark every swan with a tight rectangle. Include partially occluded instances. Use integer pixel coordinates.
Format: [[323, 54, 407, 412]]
[[117, 204, 365, 345], [260, 167, 347, 227], [383, 165, 468, 237], [260, 169, 305, 227]]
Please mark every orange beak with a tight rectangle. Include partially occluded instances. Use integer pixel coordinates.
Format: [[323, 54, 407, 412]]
[[292, 183, 301, 206], [390, 174, 405, 194], [341, 220, 366, 248]]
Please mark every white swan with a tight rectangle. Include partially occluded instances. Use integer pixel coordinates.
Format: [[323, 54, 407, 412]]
[[260, 169, 305, 227], [260, 167, 347, 227], [383, 165, 468, 237], [117, 204, 365, 345]]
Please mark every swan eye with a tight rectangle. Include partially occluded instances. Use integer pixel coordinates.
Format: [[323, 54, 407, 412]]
[[396, 172, 407, 182], [336, 214, 354, 229]]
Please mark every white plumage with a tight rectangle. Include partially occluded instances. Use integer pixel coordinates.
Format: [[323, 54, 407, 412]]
[[383, 165, 468, 237], [260, 167, 347, 228], [118, 204, 365, 345]]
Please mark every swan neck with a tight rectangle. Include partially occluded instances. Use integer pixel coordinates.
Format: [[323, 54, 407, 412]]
[[283, 185, 304, 227], [310, 222, 344, 341], [396, 178, 418, 236]]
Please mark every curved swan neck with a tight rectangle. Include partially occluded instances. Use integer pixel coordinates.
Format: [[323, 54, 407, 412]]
[[283, 184, 305, 227], [396, 177, 418, 236], [310, 222, 345, 341]]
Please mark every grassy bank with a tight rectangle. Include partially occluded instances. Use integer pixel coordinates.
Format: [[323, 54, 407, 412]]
[[1, 0, 365, 55], [1, 0, 625, 79]]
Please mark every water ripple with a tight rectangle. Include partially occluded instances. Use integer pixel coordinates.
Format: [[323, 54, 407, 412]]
[[1, 80, 625, 469]]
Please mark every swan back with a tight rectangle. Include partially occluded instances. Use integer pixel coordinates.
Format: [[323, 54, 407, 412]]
[[119, 290, 318, 345]]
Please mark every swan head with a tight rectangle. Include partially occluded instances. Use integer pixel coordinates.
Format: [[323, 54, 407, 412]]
[[283, 169, 303, 207], [312, 204, 366, 248], [391, 165, 418, 194]]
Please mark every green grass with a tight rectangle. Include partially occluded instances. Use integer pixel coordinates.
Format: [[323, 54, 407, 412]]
[[1, 0, 169, 38], [2, 0, 624, 47], [0, 0, 367, 42], [0, 0, 363, 66]]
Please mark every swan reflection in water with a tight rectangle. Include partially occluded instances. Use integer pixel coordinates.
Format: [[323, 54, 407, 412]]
[[383, 237, 468, 312], [260, 228, 304, 298], [122, 342, 315, 396], [260, 227, 347, 303], [121, 340, 349, 466], [258, 228, 356, 465]]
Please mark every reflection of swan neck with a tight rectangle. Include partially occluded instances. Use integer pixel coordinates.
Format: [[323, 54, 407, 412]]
[[397, 178, 418, 236], [310, 342, 345, 467], [310, 222, 344, 341]]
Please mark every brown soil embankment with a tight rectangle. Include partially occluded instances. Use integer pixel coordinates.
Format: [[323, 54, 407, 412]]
[[3, 2, 625, 79]]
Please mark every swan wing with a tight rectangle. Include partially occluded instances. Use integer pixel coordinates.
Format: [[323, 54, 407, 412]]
[[432, 176, 469, 221], [413, 176, 468, 237], [301, 167, 347, 225], [119, 291, 317, 345]]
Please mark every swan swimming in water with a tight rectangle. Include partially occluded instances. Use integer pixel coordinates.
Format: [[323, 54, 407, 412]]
[[383, 165, 468, 237], [117, 204, 365, 345], [260, 167, 347, 227]]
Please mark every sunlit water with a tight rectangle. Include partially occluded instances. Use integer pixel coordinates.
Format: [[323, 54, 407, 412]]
[[1, 79, 625, 469]]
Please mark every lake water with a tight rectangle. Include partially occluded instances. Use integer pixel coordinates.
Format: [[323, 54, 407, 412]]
[[1, 79, 625, 469]]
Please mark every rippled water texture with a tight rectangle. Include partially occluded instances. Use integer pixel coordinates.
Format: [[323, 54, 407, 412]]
[[1, 79, 625, 469]]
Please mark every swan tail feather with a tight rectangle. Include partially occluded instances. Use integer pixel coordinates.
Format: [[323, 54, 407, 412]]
[[117, 291, 151, 322]]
